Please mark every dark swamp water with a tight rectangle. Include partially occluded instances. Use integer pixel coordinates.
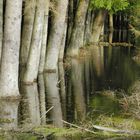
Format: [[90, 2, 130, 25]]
[[0, 45, 140, 140], [1, 13, 139, 139]]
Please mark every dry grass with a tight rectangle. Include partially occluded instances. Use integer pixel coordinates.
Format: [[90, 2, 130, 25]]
[[119, 81, 140, 120], [94, 115, 136, 131]]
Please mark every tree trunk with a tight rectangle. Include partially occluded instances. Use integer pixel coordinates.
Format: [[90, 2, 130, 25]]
[[58, 19, 67, 61], [23, 0, 45, 83], [90, 10, 106, 43], [109, 13, 114, 43], [20, 0, 36, 80], [0, 0, 3, 62], [0, 0, 22, 98], [84, 8, 93, 45], [67, 0, 74, 45], [67, 0, 89, 57], [45, 0, 68, 72], [38, 0, 49, 74]]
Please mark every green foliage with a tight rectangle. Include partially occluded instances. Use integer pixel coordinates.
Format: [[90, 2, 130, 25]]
[[90, 0, 129, 13]]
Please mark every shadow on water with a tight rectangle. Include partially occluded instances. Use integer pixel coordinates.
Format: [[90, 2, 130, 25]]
[[101, 47, 139, 91], [1, 46, 140, 140]]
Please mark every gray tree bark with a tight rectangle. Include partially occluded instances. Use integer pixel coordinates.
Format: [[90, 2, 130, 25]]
[[38, 0, 49, 74], [0, 0, 22, 97], [23, 0, 45, 83], [20, 0, 36, 80], [45, 0, 68, 72], [90, 10, 106, 43], [66, 0, 89, 57], [0, 0, 3, 62], [58, 19, 67, 61], [84, 7, 93, 45]]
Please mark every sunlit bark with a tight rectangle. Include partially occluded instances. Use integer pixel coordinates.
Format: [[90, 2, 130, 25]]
[[0, 0, 22, 97]]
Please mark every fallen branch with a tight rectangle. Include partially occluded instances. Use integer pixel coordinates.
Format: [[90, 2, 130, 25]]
[[45, 106, 54, 115], [61, 120, 96, 134], [93, 125, 140, 135], [40, 106, 54, 120]]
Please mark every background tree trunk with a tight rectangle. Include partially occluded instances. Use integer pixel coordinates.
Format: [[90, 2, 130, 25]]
[[109, 13, 114, 43], [0, 0, 3, 62], [0, 0, 22, 97]]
